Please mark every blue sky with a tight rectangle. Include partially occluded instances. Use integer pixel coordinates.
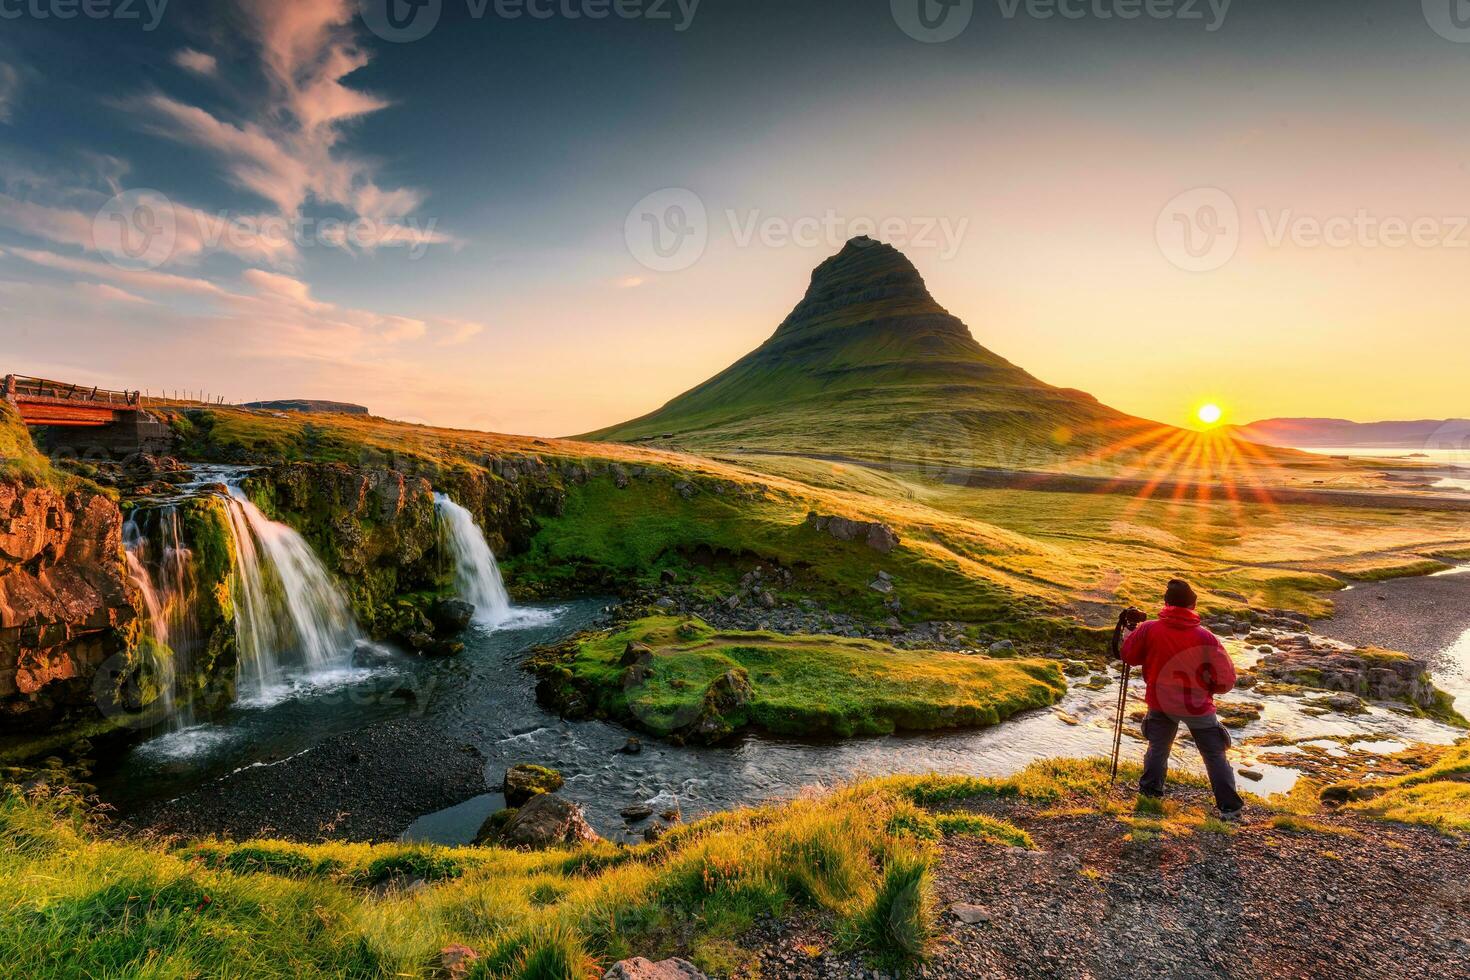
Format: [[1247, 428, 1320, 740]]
[[1, 0, 1467, 435]]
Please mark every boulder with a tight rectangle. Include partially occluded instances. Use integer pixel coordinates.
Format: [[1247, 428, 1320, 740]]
[[603, 957, 707, 980], [430, 598, 475, 635], [492, 793, 601, 850], [503, 764, 565, 807], [438, 944, 480, 979], [804, 512, 900, 553], [620, 642, 654, 667]]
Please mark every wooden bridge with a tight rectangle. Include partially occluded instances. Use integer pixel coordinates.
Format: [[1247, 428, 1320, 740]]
[[2, 374, 143, 428]]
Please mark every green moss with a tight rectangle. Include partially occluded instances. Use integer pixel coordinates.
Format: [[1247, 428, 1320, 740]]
[[0, 401, 72, 492], [538, 616, 1067, 743]]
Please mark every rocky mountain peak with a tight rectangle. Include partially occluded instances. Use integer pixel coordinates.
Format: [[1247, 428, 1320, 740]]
[[773, 238, 938, 339]]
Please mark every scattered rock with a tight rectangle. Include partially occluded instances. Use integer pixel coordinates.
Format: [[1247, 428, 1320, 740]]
[[989, 640, 1016, 655], [1238, 769, 1264, 782], [805, 512, 900, 553], [621, 804, 655, 822], [951, 903, 993, 925], [603, 956, 707, 980], [619, 737, 643, 755]]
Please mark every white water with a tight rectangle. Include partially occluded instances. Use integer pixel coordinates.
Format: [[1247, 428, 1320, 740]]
[[434, 493, 555, 629], [122, 517, 178, 724], [221, 482, 365, 703]]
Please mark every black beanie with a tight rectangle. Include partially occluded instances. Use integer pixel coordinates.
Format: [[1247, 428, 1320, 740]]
[[1164, 579, 1198, 609]]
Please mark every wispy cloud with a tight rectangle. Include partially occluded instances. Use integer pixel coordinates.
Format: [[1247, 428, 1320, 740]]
[[0, 191, 300, 268], [134, 0, 444, 242], [3, 245, 487, 356], [173, 49, 219, 76]]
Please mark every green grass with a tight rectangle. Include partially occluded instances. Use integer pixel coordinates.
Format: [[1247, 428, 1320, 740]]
[[1336, 741, 1470, 834], [539, 616, 1067, 742], [1, 771, 1015, 979], [0, 400, 68, 491], [152, 400, 1470, 632]]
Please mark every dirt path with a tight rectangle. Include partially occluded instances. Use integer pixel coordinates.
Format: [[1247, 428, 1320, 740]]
[[748, 786, 1470, 979]]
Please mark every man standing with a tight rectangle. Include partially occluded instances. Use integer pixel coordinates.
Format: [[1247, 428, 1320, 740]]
[[1119, 579, 1245, 819]]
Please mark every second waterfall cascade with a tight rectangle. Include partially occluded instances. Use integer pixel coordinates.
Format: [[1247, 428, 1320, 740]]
[[434, 493, 555, 629]]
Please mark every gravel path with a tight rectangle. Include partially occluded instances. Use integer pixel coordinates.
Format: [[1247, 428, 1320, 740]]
[[123, 715, 488, 842], [1323, 567, 1470, 658], [748, 786, 1470, 979]]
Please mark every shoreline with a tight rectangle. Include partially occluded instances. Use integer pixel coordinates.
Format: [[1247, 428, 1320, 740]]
[[1321, 566, 1470, 659], [122, 714, 488, 844]]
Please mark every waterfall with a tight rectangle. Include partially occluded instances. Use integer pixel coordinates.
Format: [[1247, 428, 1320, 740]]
[[221, 482, 363, 700], [434, 494, 552, 629], [123, 515, 178, 724]]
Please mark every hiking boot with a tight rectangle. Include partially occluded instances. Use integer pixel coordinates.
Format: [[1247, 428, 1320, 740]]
[[1218, 808, 1244, 823]]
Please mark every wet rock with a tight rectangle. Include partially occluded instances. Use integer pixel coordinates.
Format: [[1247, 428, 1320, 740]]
[[621, 803, 655, 821], [619, 736, 643, 755], [490, 793, 601, 850], [1238, 769, 1264, 782], [603, 957, 707, 980], [430, 598, 475, 635], [502, 764, 565, 807], [1257, 646, 1440, 708]]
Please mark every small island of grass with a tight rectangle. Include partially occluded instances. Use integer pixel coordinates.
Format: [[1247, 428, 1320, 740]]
[[531, 616, 1068, 743]]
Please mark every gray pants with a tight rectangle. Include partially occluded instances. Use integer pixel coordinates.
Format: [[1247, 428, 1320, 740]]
[[1139, 710, 1244, 813]]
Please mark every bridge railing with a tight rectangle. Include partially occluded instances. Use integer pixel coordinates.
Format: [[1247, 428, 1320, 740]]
[[2, 374, 141, 407]]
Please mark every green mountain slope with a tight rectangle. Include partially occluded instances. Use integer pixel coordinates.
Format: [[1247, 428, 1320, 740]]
[[580, 238, 1165, 470]]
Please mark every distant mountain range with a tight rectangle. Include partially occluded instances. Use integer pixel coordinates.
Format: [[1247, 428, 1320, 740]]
[[583, 238, 1252, 471], [1227, 418, 1468, 450]]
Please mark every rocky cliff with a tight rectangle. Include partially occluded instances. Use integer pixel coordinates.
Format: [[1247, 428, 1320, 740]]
[[0, 480, 139, 732]]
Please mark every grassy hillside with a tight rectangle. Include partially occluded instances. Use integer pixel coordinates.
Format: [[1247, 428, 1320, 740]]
[[156, 403, 1470, 628]]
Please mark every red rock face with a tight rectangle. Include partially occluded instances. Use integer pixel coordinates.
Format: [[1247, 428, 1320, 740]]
[[0, 481, 136, 730]]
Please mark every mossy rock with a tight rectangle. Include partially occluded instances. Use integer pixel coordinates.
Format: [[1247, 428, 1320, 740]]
[[503, 765, 565, 807]]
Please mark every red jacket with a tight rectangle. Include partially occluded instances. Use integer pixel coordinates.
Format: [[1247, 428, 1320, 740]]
[[1120, 606, 1236, 717]]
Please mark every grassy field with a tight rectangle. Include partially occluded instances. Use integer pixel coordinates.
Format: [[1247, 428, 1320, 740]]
[[534, 616, 1068, 741], [0, 763, 1086, 979], [9, 750, 1461, 979], [135, 402, 1470, 628]]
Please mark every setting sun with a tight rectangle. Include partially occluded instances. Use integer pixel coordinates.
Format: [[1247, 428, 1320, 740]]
[[1197, 403, 1224, 426]]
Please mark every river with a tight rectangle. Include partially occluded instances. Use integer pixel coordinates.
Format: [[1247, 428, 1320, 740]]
[[94, 573, 1470, 846]]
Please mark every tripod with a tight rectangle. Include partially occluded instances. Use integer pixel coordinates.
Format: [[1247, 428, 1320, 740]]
[[1109, 607, 1147, 785]]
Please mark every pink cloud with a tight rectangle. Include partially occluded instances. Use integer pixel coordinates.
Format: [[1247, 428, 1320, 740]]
[[173, 49, 219, 76]]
